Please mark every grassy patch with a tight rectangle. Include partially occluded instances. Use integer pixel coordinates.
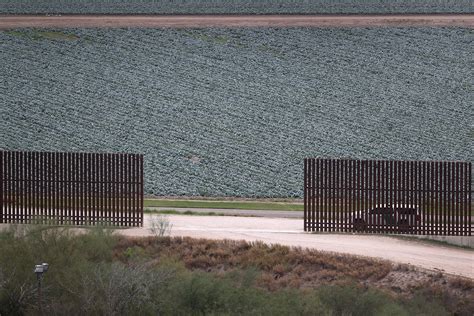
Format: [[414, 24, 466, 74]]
[[144, 208, 227, 217], [144, 199, 303, 211], [4, 29, 79, 41]]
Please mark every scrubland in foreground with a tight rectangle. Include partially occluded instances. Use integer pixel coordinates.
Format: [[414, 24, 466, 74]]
[[0, 225, 472, 315]]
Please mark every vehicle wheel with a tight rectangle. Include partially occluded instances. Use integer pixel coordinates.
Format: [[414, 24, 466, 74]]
[[398, 220, 410, 233], [354, 219, 367, 232]]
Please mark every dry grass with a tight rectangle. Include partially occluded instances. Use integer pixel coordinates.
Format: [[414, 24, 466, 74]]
[[113, 236, 474, 314]]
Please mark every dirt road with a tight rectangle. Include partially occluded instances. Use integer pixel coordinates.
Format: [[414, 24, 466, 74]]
[[121, 214, 474, 278], [1, 14, 473, 29]]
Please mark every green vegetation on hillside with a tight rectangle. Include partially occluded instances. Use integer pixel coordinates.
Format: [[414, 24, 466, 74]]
[[0, 225, 472, 315], [1, 28, 473, 197], [1, 0, 472, 14]]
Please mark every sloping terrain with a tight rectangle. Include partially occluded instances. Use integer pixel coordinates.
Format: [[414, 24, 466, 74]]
[[0, 0, 473, 14], [1, 27, 473, 197]]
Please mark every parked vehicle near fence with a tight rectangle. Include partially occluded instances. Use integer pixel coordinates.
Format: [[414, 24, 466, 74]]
[[352, 204, 421, 232]]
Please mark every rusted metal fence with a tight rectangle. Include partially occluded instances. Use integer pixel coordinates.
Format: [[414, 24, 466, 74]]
[[304, 158, 472, 236], [0, 151, 143, 227]]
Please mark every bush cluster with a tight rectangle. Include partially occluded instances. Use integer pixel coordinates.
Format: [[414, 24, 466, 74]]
[[0, 226, 463, 315]]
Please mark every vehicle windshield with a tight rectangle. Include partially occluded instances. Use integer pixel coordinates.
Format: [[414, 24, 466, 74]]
[[369, 208, 393, 215], [396, 208, 417, 215]]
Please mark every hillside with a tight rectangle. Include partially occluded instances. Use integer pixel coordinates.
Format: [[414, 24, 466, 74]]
[[0, 27, 472, 197]]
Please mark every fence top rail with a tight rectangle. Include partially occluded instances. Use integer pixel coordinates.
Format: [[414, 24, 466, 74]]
[[304, 158, 471, 164], [0, 150, 143, 157]]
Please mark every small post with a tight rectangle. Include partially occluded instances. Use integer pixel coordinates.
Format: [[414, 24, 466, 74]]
[[34, 262, 49, 314]]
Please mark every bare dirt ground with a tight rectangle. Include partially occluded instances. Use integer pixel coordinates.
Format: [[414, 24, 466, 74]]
[[121, 214, 474, 278], [0, 14, 473, 29]]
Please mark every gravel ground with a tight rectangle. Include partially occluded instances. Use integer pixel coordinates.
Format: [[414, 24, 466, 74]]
[[120, 214, 474, 278]]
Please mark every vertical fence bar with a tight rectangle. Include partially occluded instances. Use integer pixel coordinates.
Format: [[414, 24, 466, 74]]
[[37, 152, 42, 224], [12, 151, 16, 223], [315, 158, 320, 232], [309, 158, 314, 232], [0, 151, 3, 224], [59, 152, 64, 225], [6, 152, 10, 223], [86, 152, 91, 225], [73, 152, 77, 225], [78, 152, 82, 225], [454, 162, 460, 236], [357, 158, 361, 232], [450, 161, 455, 235], [29, 152, 34, 224], [303, 158, 308, 232], [14, 151, 19, 223], [351, 159, 356, 232], [103, 153, 108, 225], [67, 152, 72, 225], [112, 153, 117, 225], [311, 158, 315, 232], [343, 159, 348, 232], [18, 152, 23, 223], [336, 159, 341, 232], [331, 159, 336, 232], [77, 153, 82, 225], [139, 154, 144, 226], [435, 161, 439, 236], [69, 152, 74, 225], [440, 161, 444, 236], [99, 153, 104, 225], [468, 162, 472, 236], [82, 152, 87, 225], [411, 160, 416, 234], [371, 160, 376, 233], [328, 159, 333, 232], [124, 153, 127, 227], [91, 153, 97, 225], [126, 155, 132, 226], [103, 153, 108, 226], [368, 160, 373, 233], [119, 154, 124, 226], [459, 162, 464, 236], [131, 154, 136, 226], [361, 160, 367, 233], [28, 151, 33, 224], [376, 160, 381, 233], [46, 152, 51, 223], [429, 161, 434, 235], [454, 162, 459, 235], [323, 159, 328, 232], [50, 152, 55, 224], [443, 161, 448, 235], [19, 152, 24, 223], [43, 152, 47, 223], [419, 161, 424, 235], [462, 162, 471, 236], [118, 153, 122, 226], [385, 160, 390, 233]]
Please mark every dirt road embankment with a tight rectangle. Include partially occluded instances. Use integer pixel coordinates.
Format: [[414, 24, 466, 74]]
[[121, 215, 474, 278], [0, 14, 473, 29]]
